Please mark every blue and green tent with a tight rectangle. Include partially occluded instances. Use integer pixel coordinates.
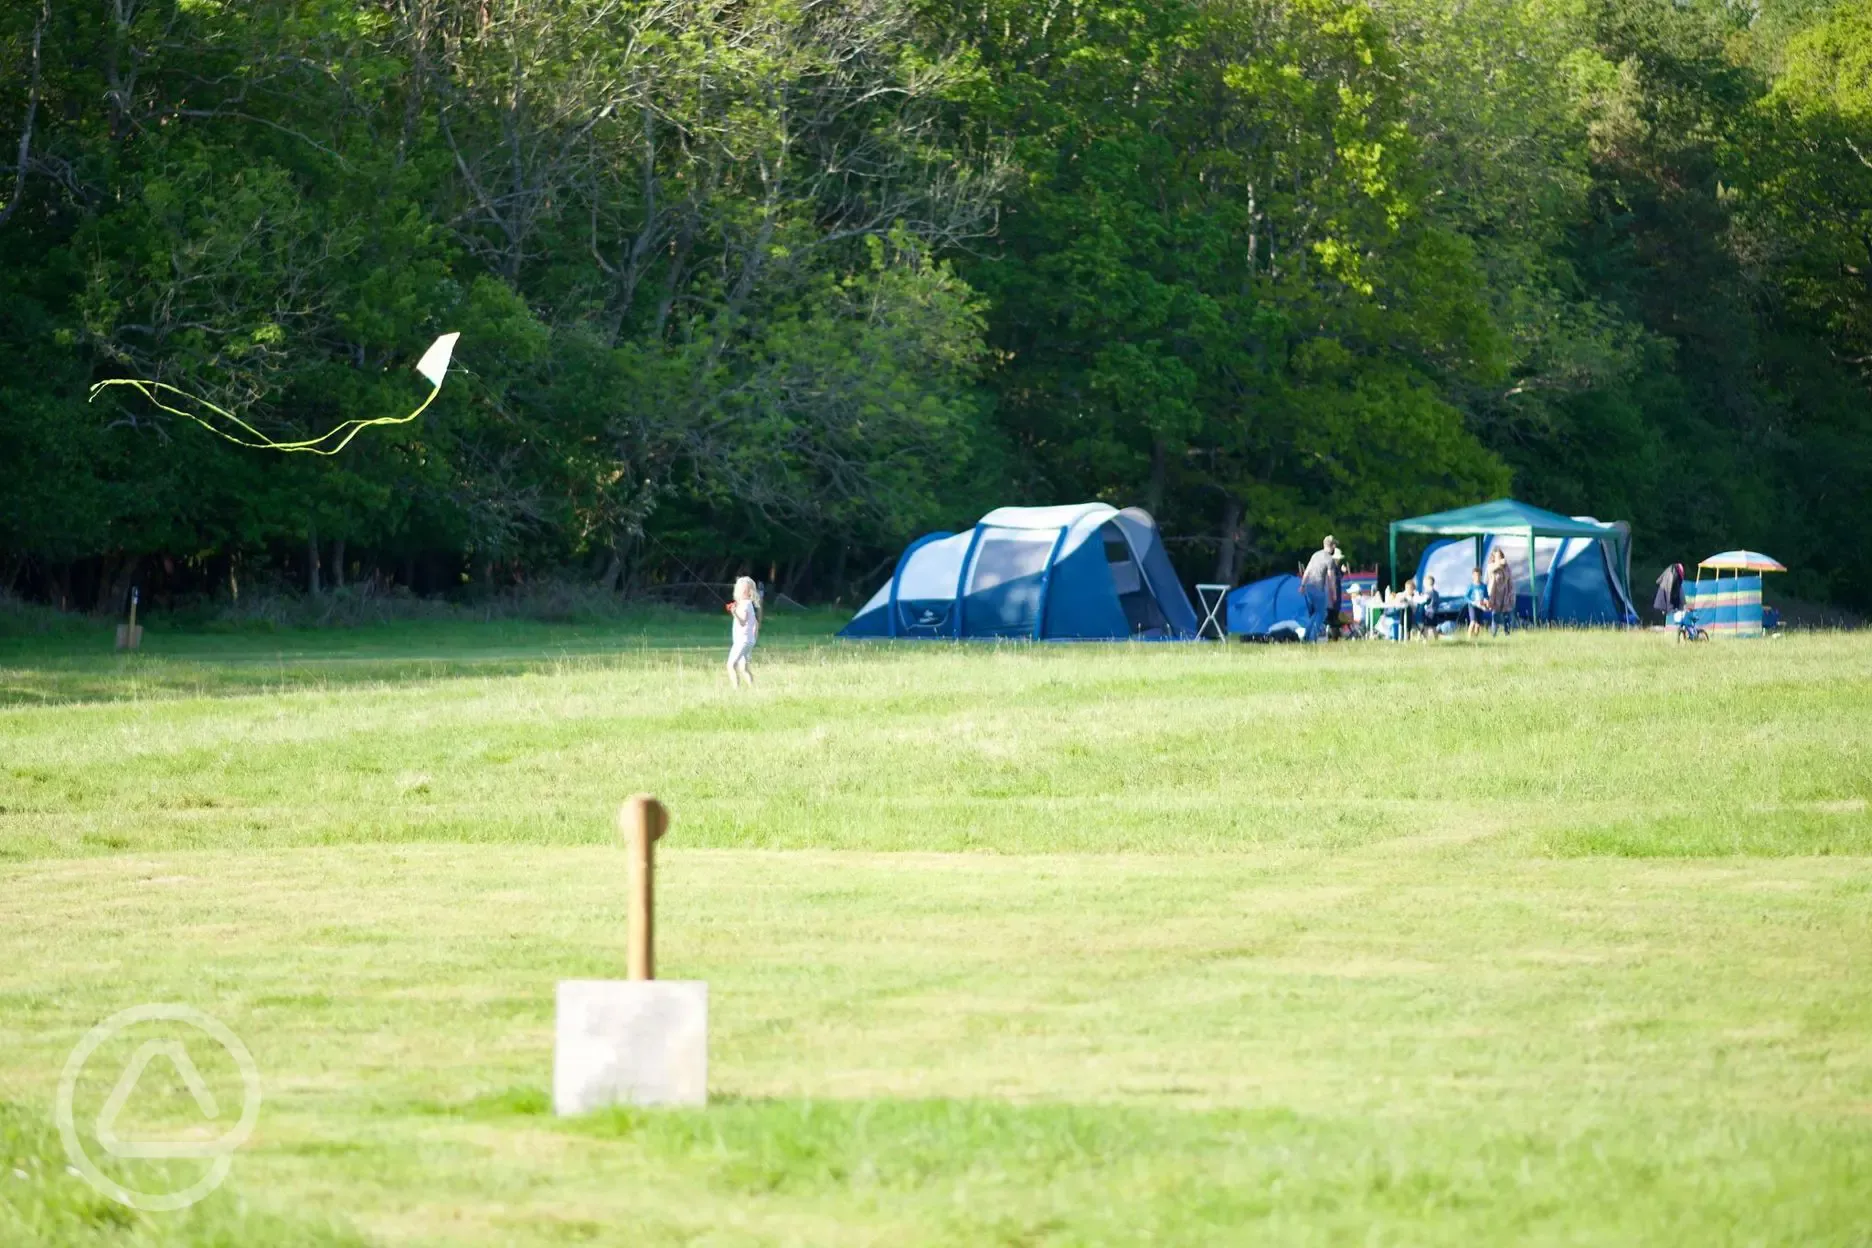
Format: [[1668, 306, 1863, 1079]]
[[1390, 498, 1636, 625]]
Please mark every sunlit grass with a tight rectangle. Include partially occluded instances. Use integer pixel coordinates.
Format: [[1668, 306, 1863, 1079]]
[[0, 620, 1868, 1244], [2, 619, 1867, 861]]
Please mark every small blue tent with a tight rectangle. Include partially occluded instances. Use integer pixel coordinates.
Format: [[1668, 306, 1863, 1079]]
[[1225, 574, 1309, 640], [840, 503, 1198, 640]]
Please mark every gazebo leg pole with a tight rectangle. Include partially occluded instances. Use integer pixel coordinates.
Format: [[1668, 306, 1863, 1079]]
[[1527, 536, 1538, 627]]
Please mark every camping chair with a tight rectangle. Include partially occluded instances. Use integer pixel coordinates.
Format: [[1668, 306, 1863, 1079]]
[[1338, 568, 1377, 635]]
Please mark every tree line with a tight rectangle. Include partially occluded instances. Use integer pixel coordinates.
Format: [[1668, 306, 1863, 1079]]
[[1, 0, 1868, 612]]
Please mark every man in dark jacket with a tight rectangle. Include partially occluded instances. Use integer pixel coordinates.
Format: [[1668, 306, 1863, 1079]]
[[1300, 536, 1344, 641], [1654, 563, 1685, 621]]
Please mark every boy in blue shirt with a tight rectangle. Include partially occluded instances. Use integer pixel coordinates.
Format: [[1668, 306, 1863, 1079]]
[[1464, 566, 1489, 639]]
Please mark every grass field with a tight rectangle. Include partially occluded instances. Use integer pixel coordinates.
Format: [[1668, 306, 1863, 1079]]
[[1, 614, 1869, 1245]]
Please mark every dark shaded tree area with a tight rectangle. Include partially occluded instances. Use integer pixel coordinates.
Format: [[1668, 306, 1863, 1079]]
[[0, 0, 1866, 612]]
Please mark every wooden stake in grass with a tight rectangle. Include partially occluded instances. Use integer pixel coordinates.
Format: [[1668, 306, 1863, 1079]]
[[620, 795, 668, 981], [556, 793, 705, 1112]]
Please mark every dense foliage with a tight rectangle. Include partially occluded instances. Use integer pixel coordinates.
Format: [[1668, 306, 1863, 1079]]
[[0, 0, 1866, 609]]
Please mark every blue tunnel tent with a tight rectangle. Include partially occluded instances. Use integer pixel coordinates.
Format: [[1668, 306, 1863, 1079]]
[[840, 503, 1199, 640], [1393, 499, 1637, 626], [1224, 574, 1309, 640]]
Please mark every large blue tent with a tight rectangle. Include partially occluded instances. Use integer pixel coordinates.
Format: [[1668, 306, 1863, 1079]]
[[840, 503, 1199, 641]]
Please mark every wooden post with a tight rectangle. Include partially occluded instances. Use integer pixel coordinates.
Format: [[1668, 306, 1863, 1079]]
[[619, 795, 668, 981], [555, 793, 706, 1113]]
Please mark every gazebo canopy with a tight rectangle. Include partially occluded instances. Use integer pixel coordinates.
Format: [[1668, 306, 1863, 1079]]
[[1388, 498, 1629, 623], [1390, 499, 1623, 542]]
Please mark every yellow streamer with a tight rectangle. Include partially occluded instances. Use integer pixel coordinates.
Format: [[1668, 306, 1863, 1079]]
[[86, 332, 459, 456]]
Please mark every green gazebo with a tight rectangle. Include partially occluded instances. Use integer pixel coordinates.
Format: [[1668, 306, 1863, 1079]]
[[1387, 499, 1629, 624]]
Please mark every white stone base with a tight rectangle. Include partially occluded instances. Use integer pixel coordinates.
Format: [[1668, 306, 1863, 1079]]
[[553, 980, 708, 1114]]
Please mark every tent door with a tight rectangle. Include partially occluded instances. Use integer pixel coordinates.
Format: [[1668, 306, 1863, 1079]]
[[1102, 523, 1167, 636]]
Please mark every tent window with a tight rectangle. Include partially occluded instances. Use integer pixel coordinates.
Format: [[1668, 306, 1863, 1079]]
[[964, 527, 1055, 635], [970, 530, 1055, 592]]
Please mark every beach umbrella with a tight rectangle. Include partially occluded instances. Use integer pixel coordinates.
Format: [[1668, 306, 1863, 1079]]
[[1698, 551, 1786, 573]]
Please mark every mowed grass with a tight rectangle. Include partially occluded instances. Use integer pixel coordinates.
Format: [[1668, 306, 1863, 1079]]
[[0, 616, 1869, 1245]]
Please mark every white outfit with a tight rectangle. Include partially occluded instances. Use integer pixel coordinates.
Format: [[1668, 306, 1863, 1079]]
[[728, 601, 759, 667]]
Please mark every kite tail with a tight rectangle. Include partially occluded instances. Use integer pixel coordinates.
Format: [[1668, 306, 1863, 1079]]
[[87, 378, 442, 456]]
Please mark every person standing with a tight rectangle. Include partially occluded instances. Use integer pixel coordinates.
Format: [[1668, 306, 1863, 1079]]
[[1325, 543, 1345, 638], [1465, 565, 1489, 639], [1419, 575, 1441, 640], [1486, 547, 1516, 635], [1300, 536, 1344, 642], [1654, 562, 1685, 623], [724, 576, 762, 687]]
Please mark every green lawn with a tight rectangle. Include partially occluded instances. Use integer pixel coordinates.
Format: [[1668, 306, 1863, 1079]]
[[1, 617, 1869, 1245]]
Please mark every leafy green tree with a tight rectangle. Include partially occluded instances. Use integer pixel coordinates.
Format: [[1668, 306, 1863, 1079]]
[[2, 0, 1870, 609], [939, 0, 1508, 579]]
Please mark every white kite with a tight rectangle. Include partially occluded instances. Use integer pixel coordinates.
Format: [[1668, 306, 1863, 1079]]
[[88, 332, 461, 456]]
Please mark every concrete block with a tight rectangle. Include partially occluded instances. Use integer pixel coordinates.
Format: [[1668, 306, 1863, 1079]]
[[553, 980, 707, 1113]]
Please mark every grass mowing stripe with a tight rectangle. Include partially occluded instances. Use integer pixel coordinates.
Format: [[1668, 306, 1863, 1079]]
[[1, 844, 1867, 1244], [3, 627, 1868, 860]]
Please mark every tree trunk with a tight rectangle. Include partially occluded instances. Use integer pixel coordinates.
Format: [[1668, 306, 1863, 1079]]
[[103, 555, 140, 617], [94, 555, 119, 613], [332, 539, 346, 589], [785, 547, 815, 600], [307, 527, 322, 596], [596, 549, 623, 593], [1145, 437, 1168, 517], [1213, 496, 1244, 585]]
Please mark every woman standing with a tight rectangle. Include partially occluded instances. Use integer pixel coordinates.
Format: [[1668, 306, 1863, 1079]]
[[1486, 548, 1516, 636]]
